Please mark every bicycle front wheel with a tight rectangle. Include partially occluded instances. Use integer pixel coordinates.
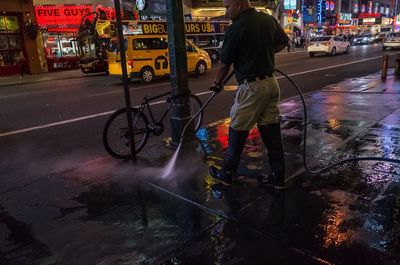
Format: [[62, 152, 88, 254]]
[[103, 108, 149, 159], [189, 94, 203, 131]]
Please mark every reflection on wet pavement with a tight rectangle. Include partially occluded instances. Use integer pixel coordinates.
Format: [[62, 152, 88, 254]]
[[1, 71, 400, 264]]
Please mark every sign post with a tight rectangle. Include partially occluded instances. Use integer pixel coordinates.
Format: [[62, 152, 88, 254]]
[[166, 0, 193, 147], [114, 0, 137, 163]]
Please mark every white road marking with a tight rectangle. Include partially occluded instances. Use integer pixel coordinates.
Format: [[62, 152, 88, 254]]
[[275, 54, 392, 79], [0, 54, 391, 138], [0, 99, 168, 138], [0, 87, 72, 100], [276, 50, 306, 55], [87, 82, 170, 97]]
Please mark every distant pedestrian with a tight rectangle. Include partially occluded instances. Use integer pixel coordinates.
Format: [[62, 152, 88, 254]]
[[208, 0, 288, 190], [17, 52, 26, 78]]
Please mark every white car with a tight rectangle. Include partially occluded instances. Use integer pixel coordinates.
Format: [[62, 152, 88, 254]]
[[382, 32, 400, 50], [307, 36, 350, 57]]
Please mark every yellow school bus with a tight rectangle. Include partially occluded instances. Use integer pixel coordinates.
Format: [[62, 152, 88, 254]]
[[107, 34, 212, 83]]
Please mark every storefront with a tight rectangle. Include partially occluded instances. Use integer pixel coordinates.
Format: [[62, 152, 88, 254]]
[[357, 13, 382, 34], [34, 4, 93, 71], [0, 15, 25, 75], [41, 32, 80, 71]]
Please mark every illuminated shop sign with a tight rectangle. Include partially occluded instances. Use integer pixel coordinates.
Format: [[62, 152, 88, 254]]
[[361, 4, 366, 13], [284, 0, 297, 10], [325, 0, 335, 11], [374, 3, 379, 13], [363, 18, 375, 23], [339, 13, 352, 21], [141, 21, 229, 35], [358, 12, 381, 18], [317, 0, 323, 23], [0, 16, 20, 32], [98, 21, 230, 37], [368, 1, 373, 13], [35, 5, 92, 28], [353, 3, 359, 14]]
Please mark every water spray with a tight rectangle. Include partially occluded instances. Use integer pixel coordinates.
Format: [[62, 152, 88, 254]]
[[161, 71, 235, 178]]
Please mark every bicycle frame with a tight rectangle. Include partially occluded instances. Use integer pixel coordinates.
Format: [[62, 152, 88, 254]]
[[139, 91, 172, 124]]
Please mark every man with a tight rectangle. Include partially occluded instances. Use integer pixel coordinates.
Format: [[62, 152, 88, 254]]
[[208, 0, 287, 190]]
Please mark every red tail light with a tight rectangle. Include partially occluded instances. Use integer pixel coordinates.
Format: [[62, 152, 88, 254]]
[[128, 60, 134, 69]]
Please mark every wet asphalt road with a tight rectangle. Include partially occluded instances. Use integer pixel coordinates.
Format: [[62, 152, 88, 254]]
[[0, 43, 397, 190]]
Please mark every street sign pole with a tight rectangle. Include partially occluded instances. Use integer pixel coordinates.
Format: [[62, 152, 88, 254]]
[[114, 0, 137, 163], [166, 0, 194, 146]]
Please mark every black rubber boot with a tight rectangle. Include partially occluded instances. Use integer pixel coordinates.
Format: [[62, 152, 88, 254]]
[[222, 127, 249, 173], [258, 123, 286, 189], [209, 127, 249, 185]]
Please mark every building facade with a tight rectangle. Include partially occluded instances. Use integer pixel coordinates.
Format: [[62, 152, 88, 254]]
[[5, 0, 397, 76], [0, 0, 42, 75]]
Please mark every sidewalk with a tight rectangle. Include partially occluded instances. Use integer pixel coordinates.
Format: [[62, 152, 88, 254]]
[[0, 69, 102, 87], [1, 70, 400, 264]]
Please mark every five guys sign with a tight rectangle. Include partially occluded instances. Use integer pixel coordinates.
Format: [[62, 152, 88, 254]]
[[35, 4, 92, 29]]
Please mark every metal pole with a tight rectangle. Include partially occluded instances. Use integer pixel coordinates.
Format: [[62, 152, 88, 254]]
[[114, 0, 137, 163], [166, 0, 193, 147], [382, 53, 389, 80]]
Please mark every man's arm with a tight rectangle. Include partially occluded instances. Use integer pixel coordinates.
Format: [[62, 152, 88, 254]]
[[214, 62, 232, 86]]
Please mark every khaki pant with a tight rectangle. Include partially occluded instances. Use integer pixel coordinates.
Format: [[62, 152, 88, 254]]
[[230, 76, 280, 131]]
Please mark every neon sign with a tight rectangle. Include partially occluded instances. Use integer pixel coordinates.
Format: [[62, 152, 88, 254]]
[[317, 0, 323, 24], [353, 3, 359, 13], [368, 1, 373, 14], [361, 4, 366, 13], [35, 5, 92, 27], [330, 1, 335, 11]]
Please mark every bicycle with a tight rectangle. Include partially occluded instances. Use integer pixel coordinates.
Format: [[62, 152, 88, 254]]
[[103, 91, 204, 159]]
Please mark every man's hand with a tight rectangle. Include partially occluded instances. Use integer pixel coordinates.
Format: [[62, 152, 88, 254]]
[[209, 81, 223, 93]]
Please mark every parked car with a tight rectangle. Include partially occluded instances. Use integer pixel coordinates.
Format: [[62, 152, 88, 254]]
[[351, 34, 374, 45], [376, 32, 389, 43], [307, 36, 350, 57], [382, 32, 400, 50]]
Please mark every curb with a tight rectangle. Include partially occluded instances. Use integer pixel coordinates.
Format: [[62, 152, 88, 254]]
[[0, 72, 106, 88]]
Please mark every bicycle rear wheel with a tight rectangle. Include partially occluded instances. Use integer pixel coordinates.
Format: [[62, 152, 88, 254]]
[[103, 108, 149, 159], [189, 94, 203, 131]]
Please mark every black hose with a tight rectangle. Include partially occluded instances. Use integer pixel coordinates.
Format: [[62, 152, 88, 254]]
[[183, 70, 235, 142], [275, 68, 400, 175]]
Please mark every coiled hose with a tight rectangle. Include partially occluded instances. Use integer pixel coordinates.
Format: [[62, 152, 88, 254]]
[[275, 68, 400, 175]]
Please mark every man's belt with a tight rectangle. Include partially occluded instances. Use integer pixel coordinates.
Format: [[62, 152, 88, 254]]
[[237, 73, 273, 85]]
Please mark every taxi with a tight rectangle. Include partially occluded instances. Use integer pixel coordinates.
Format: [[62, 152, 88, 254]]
[[107, 34, 212, 83]]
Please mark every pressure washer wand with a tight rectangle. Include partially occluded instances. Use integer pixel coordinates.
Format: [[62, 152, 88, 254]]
[[180, 70, 235, 140]]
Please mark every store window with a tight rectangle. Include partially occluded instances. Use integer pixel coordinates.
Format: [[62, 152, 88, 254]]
[[42, 32, 80, 71], [0, 15, 23, 69]]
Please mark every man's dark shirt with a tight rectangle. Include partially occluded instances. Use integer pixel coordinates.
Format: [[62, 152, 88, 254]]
[[220, 8, 278, 82]]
